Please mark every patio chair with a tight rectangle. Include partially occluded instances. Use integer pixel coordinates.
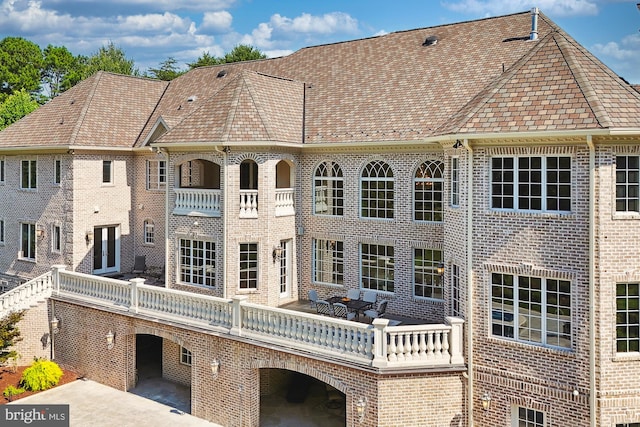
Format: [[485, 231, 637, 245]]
[[309, 290, 319, 309], [332, 303, 356, 321], [364, 300, 388, 321], [362, 290, 377, 304], [132, 255, 147, 274], [346, 289, 360, 300], [316, 300, 333, 316]]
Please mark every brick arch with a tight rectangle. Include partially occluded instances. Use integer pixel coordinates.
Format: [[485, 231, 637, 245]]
[[250, 358, 349, 394], [129, 324, 194, 353]]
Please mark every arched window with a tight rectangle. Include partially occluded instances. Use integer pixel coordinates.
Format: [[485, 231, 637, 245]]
[[313, 161, 344, 216], [414, 161, 444, 222], [361, 160, 394, 219]]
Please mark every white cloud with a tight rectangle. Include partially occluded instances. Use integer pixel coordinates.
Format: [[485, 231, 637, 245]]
[[116, 12, 193, 34], [441, 0, 599, 17], [592, 41, 634, 60], [269, 12, 359, 35], [201, 11, 233, 32]]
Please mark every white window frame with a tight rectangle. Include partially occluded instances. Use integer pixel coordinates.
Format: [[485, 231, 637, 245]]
[[360, 243, 394, 292], [143, 219, 155, 245], [360, 160, 394, 219], [491, 272, 571, 349], [179, 238, 216, 287], [490, 156, 571, 213], [450, 156, 460, 207], [616, 282, 640, 353], [313, 161, 344, 216], [451, 264, 461, 317], [414, 160, 444, 222], [239, 243, 258, 290], [52, 224, 61, 253], [312, 238, 344, 286], [413, 247, 444, 300], [616, 156, 640, 213], [53, 158, 61, 185], [19, 222, 36, 261], [511, 406, 545, 427], [180, 347, 192, 366], [0, 157, 5, 184], [146, 159, 167, 190], [102, 160, 113, 184], [20, 159, 37, 190]]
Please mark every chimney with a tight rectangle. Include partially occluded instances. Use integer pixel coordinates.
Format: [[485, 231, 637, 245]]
[[530, 7, 539, 41]]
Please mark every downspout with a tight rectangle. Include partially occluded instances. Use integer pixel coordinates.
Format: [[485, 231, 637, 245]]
[[215, 146, 229, 299], [587, 135, 596, 427], [462, 138, 475, 427]]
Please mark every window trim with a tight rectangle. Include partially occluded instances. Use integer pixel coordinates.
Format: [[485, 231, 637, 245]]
[[20, 159, 37, 190], [53, 158, 62, 185], [146, 159, 167, 191], [239, 242, 259, 290], [52, 224, 61, 253], [178, 238, 216, 287], [143, 219, 155, 245], [450, 156, 460, 207], [360, 242, 394, 293], [19, 222, 37, 261], [180, 347, 192, 366], [360, 160, 395, 220], [413, 160, 444, 223], [102, 160, 113, 185], [312, 238, 344, 286], [616, 282, 640, 354], [511, 406, 545, 427], [412, 247, 444, 300], [0, 157, 5, 184], [313, 161, 344, 217]]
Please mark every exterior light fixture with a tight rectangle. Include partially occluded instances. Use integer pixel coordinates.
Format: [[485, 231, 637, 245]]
[[50, 317, 60, 334], [436, 263, 445, 277], [272, 245, 283, 263], [36, 226, 45, 239], [210, 359, 220, 377], [481, 392, 492, 411], [106, 330, 115, 350], [453, 140, 464, 149], [85, 231, 94, 244], [356, 396, 367, 423]]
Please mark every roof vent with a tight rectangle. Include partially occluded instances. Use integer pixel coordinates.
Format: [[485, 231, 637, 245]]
[[187, 95, 197, 102], [423, 35, 439, 46], [217, 69, 228, 78], [530, 7, 539, 41]]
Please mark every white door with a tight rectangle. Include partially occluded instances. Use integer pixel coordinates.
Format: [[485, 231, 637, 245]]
[[93, 225, 120, 274], [279, 239, 292, 298]]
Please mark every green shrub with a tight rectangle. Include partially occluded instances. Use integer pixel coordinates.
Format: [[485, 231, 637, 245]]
[[3, 385, 25, 400], [19, 358, 63, 391]]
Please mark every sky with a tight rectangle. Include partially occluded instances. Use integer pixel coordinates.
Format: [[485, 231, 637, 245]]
[[0, 0, 639, 83]]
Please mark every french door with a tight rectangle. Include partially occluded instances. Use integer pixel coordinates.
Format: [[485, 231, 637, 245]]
[[279, 239, 292, 298], [93, 225, 120, 274]]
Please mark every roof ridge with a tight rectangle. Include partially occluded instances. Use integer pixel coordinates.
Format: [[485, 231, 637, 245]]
[[241, 71, 278, 141], [221, 72, 245, 141], [68, 71, 103, 146]]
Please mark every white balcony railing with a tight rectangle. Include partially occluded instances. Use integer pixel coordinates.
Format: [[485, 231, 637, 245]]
[[173, 188, 222, 217], [5, 266, 464, 371], [275, 188, 295, 217], [0, 272, 53, 313], [239, 190, 258, 218]]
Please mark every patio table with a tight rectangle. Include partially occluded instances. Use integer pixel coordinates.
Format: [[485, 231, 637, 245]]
[[327, 296, 373, 318]]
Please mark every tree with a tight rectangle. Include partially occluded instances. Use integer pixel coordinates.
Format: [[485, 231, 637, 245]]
[[188, 45, 266, 70], [188, 51, 219, 69], [0, 89, 39, 130], [146, 57, 185, 81], [83, 42, 138, 78], [0, 311, 24, 365], [0, 37, 43, 101], [42, 45, 83, 98]]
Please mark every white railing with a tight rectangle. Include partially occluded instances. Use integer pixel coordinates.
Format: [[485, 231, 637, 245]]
[[239, 190, 258, 218], [0, 272, 53, 315], [46, 266, 464, 370], [173, 188, 222, 217], [274, 188, 295, 217]]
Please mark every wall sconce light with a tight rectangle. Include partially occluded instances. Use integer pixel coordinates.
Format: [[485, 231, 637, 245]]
[[453, 139, 464, 149], [210, 359, 220, 378], [356, 396, 367, 423], [85, 231, 94, 244], [106, 330, 115, 350], [50, 317, 60, 334], [272, 245, 283, 263], [436, 263, 445, 277], [481, 392, 492, 411], [36, 226, 45, 239]]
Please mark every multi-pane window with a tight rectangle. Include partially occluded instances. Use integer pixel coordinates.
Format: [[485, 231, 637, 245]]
[[0, 219, 4, 243], [20, 223, 36, 260], [52, 225, 61, 253], [21, 160, 37, 189], [239, 243, 258, 289], [616, 156, 640, 212], [413, 248, 443, 299], [279, 240, 289, 295], [513, 407, 545, 427], [54, 159, 61, 184], [102, 160, 113, 184], [451, 264, 461, 317], [491, 273, 571, 349], [144, 220, 154, 245], [0, 157, 5, 183], [450, 157, 460, 207], [313, 162, 344, 216], [180, 347, 192, 366], [491, 156, 571, 212], [312, 239, 344, 286], [147, 160, 167, 190], [616, 282, 640, 353], [179, 239, 215, 287], [361, 160, 394, 219], [414, 161, 444, 222], [617, 424, 640, 427], [361, 243, 394, 292]]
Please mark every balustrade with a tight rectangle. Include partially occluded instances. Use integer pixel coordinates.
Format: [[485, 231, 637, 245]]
[[239, 190, 258, 218], [173, 188, 222, 217], [274, 188, 295, 217]]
